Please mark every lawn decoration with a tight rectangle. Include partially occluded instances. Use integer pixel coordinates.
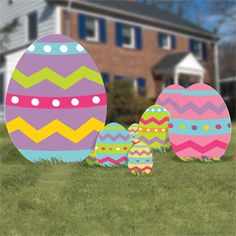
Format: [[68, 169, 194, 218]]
[[128, 123, 140, 144]]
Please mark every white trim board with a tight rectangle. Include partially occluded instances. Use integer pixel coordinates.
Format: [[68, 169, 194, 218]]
[[60, 6, 214, 43], [55, 6, 62, 34]]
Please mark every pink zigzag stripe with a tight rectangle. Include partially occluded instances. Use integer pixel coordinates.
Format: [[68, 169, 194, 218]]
[[129, 150, 152, 155], [99, 156, 128, 164], [157, 98, 226, 115], [99, 133, 130, 141], [140, 117, 169, 125], [139, 136, 169, 145], [171, 140, 228, 153], [129, 166, 152, 172], [128, 129, 138, 133]]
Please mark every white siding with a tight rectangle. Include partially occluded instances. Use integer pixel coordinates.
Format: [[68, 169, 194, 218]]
[[0, 0, 59, 54]]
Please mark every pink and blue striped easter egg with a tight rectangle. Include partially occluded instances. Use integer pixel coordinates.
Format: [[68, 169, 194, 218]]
[[156, 83, 231, 160], [95, 122, 132, 167]]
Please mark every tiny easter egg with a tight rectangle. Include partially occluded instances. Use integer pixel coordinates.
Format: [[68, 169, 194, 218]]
[[5, 34, 107, 162], [137, 105, 170, 151], [85, 149, 98, 166], [156, 83, 231, 161], [128, 123, 140, 144], [95, 122, 132, 167], [128, 142, 153, 175]]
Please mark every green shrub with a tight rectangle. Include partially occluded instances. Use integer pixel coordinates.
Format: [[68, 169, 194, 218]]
[[106, 80, 153, 125]]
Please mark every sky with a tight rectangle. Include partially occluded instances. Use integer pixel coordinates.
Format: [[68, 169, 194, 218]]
[[140, 0, 236, 42]]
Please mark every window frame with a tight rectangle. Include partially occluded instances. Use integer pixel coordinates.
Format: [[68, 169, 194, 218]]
[[122, 24, 135, 49], [162, 33, 171, 50], [194, 41, 203, 60], [0, 72, 5, 105], [85, 16, 99, 42]]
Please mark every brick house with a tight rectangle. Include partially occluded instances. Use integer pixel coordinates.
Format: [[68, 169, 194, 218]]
[[0, 0, 218, 121]]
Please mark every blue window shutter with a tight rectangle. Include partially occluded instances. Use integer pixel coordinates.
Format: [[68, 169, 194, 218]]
[[137, 77, 146, 96], [171, 35, 176, 49], [101, 72, 109, 84], [158, 32, 163, 48], [78, 14, 86, 40], [189, 38, 195, 53], [137, 77, 146, 87], [202, 42, 207, 60], [114, 75, 123, 81], [135, 26, 142, 50], [99, 18, 106, 43], [115, 22, 123, 47]]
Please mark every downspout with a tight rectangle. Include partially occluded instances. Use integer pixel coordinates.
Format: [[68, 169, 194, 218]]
[[65, 0, 72, 36], [213, 39, 220, 92]]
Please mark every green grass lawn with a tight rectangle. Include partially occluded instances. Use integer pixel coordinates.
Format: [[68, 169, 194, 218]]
[[1, 123, 236, 236]]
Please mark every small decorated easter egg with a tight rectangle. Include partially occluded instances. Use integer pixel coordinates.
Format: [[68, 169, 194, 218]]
[[128, 123, 140, 144], [95, 122, 132, 167], [128, 142, 153, 175], [137, 105, 170, 151], [5, 34, 107, 162], [156, 83, 231, 160], [85, 149, 98, 166]]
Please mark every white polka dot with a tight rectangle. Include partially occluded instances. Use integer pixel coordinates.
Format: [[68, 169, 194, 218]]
[[116, 147, 120, 151], [162, 128, 165, 132], [76, 44, 84, 52], [92, 96, 100, 104], [147, 128, 150, 132], [43, 45, 52, 53], [52, 99, 60, 107], [31, 98, 39, 106], [158, 109, 161, 112], [151, 108, 155, 112], [71, 98, 79, 106], [95, 146, 98, 150], [60, 45, 68, 53], [28, 44, 35, 52], [139, 128, 142, 131], [154, 129, 158, 132], [11, 96, 19, 104], [163, 108, 166, 111]]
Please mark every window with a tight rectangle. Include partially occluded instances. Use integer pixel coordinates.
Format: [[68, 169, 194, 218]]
[[162, 34, 171, 49], [122, 25, 135, 48], [78, 14, 106, 43], [189, 39, 207, 60], [115, 22, 142, 49], [85, 16, 99, 42], [0, 73, 4, 105], [115, 76, 146, 96], [158, 32, 176, 50], [28, 12, 37, 41], [136, 78, 146, 96], [193, 41, 202, 59]]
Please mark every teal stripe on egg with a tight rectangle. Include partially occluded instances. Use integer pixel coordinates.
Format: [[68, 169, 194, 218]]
[[26, 42, 87, 55], [169, 117, 231, 136], [19, 149, 91, 162], [163, 89, 218, 96]]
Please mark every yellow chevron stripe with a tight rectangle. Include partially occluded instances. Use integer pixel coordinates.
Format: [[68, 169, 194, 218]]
[[7, 117, 104, 143], [12, 66, 104, 89]]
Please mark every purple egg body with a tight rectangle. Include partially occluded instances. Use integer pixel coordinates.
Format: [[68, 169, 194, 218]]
[[5, 34, 107, 162]]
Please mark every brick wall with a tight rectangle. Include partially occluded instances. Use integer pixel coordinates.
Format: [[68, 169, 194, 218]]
[[61, 10, 214, 98]]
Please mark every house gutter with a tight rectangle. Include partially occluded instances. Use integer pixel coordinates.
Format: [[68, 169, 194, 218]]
[[213, 39, 220, 92]]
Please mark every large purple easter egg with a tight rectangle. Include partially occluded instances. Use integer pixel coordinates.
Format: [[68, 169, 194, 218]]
[[5, 34, 107, 162]]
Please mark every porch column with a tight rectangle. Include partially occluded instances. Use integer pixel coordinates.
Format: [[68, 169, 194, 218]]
[[174, 71, 179, 84], [199, 73, 204, 83]]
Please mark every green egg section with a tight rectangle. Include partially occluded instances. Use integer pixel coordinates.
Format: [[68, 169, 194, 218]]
[[138, 105, 170, 151]]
